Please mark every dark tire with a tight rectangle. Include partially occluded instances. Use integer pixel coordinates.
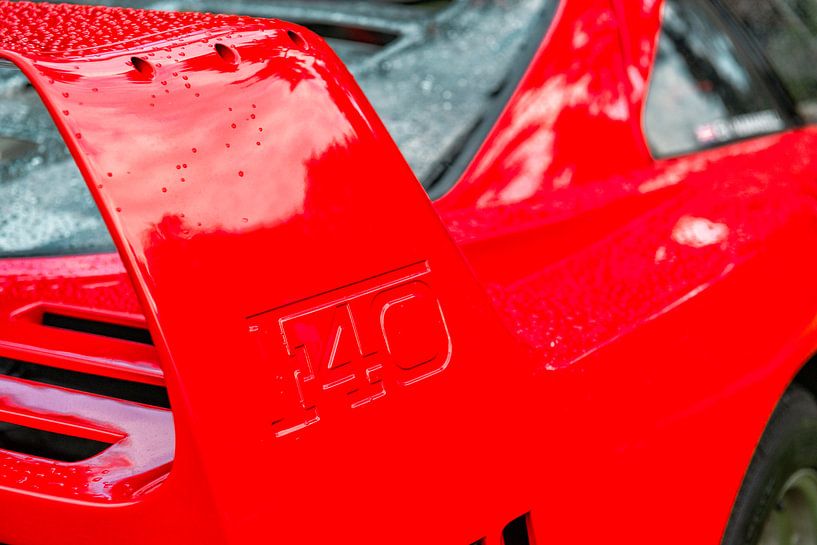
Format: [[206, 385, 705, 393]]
[[723, 385, 817, 545]]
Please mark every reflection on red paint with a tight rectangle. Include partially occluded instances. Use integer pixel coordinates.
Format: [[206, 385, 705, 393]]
[[3, 1, 817, 545]]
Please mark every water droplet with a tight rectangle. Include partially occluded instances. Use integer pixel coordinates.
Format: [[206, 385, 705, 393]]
[[241, 217, 248, 223], [182, 164, 187, 168], [161, 187, 167, 193], [238, 171, 244, 177], [62, 92, 69, 98], [192, 148, 197, 153], [107, 172, 113, 177], [176, 164, 181, 169], [225, 143, 231, 148], [62, 110, 69, 116], [256, 141, 261, 146], [231, 123, 236, 129]]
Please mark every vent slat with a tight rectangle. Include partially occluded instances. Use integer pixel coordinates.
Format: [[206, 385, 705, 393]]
[[0, 320, 163, 384]]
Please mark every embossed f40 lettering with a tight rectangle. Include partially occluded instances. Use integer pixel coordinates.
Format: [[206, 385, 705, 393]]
[[248, 262, 451, 437]]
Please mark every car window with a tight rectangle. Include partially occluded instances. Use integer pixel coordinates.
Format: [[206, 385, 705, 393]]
[[0, 62, 115, 258], [644, 0, 786, 158], [724, 0, 817, 122]]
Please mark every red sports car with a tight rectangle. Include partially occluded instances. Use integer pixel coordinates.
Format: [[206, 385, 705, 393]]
[[2, 0, 817, 544]]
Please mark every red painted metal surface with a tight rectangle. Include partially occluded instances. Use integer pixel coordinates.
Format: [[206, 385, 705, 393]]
[[2, 0, 817, 544]]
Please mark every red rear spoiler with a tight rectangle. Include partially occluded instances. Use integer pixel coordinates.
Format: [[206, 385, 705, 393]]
[[0, 2, 535, 544]]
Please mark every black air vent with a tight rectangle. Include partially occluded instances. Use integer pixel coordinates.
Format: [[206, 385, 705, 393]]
[[42, 312, 153, 345], [0, 357, 170, 409], [0, 421, 112, 462], [299, 22, 398, 47], [502, 513, 533, 545]]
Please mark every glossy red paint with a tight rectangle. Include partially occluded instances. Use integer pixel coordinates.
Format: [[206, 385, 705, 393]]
[[2, 0, 817, 544]]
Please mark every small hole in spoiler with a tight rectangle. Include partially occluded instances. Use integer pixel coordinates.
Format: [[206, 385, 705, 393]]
[[215, 43, 240, 66], [287, 29, 305, 47], [130, 56, 155, 79]]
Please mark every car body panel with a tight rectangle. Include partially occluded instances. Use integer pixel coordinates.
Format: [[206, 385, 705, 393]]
[[2, 0, 817, 544]]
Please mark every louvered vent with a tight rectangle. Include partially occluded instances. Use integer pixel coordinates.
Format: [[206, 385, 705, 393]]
[[0, 301, 174, 502]]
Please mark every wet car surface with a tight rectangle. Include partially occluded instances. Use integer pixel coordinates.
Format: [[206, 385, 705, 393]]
[[0, 0, 553, 256]]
